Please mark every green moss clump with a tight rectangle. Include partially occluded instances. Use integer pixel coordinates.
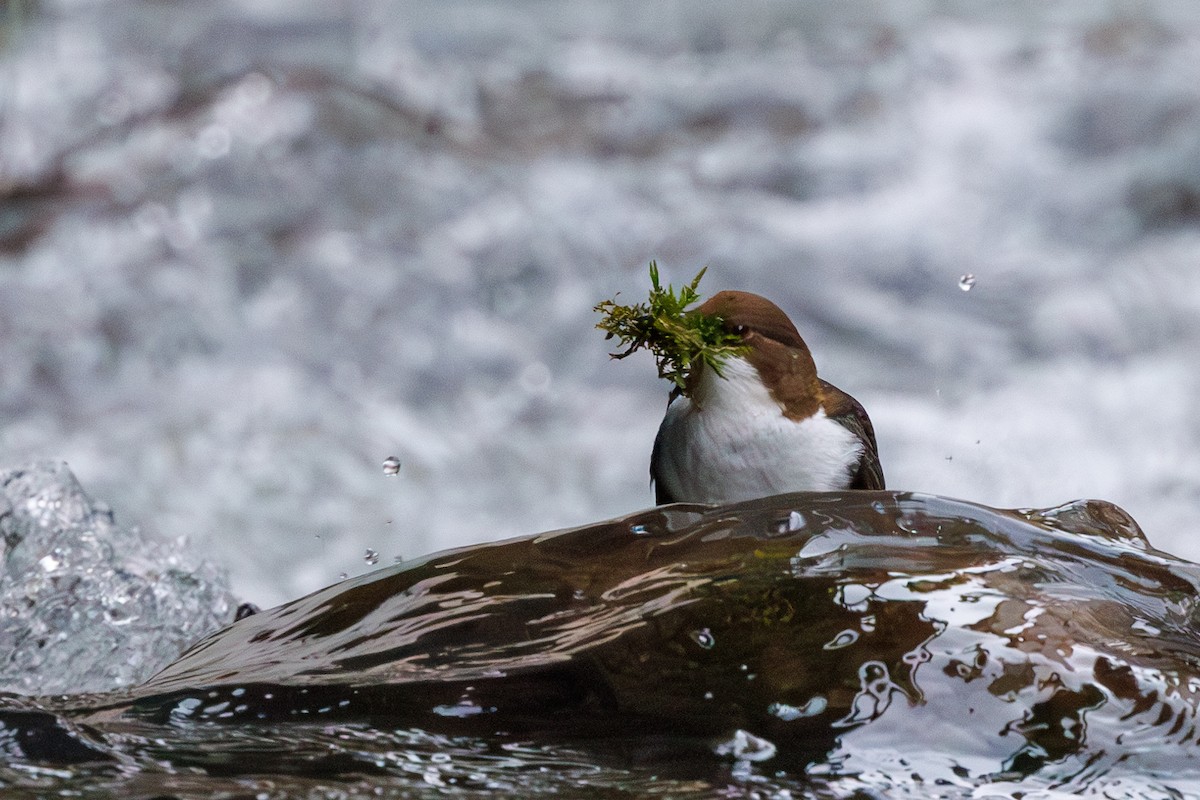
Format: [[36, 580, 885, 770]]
[[594, 262, 747, 393]]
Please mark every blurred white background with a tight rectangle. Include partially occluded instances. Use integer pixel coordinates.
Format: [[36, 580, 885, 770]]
[[3, 0, 1199, 605]]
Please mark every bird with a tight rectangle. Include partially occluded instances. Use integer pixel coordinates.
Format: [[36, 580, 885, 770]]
[[650, 290, 884, 504]]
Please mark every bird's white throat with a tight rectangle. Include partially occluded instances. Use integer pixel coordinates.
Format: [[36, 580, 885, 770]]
[[653, 356, 863, 503]]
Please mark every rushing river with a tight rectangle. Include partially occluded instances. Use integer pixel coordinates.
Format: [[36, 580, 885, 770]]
[[4, 2, 1200, 796], [3, 1, 1200, 607]]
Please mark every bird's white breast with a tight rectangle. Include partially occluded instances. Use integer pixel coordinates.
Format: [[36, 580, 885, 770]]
[[653, 357, 863, 503]]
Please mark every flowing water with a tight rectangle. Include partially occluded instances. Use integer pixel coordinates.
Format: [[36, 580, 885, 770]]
[[4, 463, 1200, 797], [2, 1, 1200, 607], [4, 2, 1200, 796]]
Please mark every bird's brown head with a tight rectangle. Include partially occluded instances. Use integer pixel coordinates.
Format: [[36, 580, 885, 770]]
[[695, 290, 823, 420]]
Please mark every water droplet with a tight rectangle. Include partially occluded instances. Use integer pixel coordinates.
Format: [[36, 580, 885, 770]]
[[393, 554, 405, 564], [364, 548, 379, 565], [338, 572, 348, 580], [572, 588, 586, 601], [871, 501, 886, 514], [958, 273, 976, 292], [382, 456, 402, 475], [704, 691, 714, 700], [38, 554, 61, 572], [690, 628, 716, 649], [629, 523, 650, 535]]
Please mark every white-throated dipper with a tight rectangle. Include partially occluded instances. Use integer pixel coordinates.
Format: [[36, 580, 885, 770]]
[[651, 290, 884, 504]]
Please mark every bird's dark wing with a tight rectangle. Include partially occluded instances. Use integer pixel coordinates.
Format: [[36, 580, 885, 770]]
[[650, 388, 682, 504], [650, 428, 677, 504], [820, 379, 885, 490]]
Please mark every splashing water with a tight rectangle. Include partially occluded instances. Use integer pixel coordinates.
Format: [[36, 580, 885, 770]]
[[0, 463, 236, 694]]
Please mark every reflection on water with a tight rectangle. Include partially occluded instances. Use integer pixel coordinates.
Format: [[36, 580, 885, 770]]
[[3, 488, 1199, 797]]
